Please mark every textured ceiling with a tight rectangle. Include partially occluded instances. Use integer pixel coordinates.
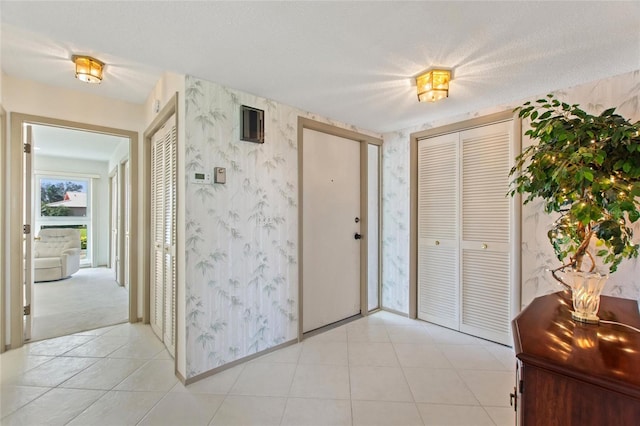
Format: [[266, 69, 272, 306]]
[[2, 1, 639, 133], [32, 124, 127, 162]]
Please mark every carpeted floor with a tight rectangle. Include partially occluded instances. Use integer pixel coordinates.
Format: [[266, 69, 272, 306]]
[[31, 267, 129, 341]]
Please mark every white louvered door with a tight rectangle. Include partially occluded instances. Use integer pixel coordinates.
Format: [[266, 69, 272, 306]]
[[417, 133, 459, 329], [150, 125, 164, 340], [417, 120, 514, 345], [150, 114, 177, 356], [162, 122, 177, 354], [459, 122, 512, 344]]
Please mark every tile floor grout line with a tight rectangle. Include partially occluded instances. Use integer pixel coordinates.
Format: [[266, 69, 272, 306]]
[[346, 327, 354, 426], [0, 385, 56, 421], [479, 405, 501, 426], [390, 335, 427, 425], [60, 389, 108, 426], [207, 359, 249, 425], [451, 365, 484, 408], [279, 346, 302, 426], [133, 387, 172, 426]]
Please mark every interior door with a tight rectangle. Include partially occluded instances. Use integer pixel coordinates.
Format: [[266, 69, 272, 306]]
[[123, 160, 130, 289], [459, 122, 512, 345], [416, 121, 514, 346], [162, 121, 177, 354], [302, 128, 361, 333], [23, 125, 34, 340], [150, 128, 165, 340], [110, 172, 119, 282], [150, 114, 177, 356], [417, 132, 459, 329]]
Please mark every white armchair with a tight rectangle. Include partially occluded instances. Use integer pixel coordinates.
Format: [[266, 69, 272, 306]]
[[34, 228, 81, 282]]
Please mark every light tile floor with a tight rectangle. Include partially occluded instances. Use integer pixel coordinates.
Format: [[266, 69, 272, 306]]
[[0, 311, 517, 425]]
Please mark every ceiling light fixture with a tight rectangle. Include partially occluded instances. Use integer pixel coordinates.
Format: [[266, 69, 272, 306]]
[[71, 55, 104, 84], [416, 69, 451, 102]]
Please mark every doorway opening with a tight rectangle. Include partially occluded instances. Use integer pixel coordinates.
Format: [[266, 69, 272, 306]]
[[8, 113, 139, 348]]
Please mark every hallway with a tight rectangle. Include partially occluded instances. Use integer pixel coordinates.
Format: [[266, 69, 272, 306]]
[[1, 311, 515, 425], [31, 267, 128, 341]]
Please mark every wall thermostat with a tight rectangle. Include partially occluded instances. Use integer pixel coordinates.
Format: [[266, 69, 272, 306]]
[[190, 171, 212, 184]]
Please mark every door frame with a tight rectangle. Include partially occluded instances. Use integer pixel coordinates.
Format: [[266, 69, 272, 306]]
[[109, 166, 124, 284], [409, 110, 522, 320], [297, 117, 382, 340], [0, 107, 6, 352], [8, 112, 138, 349], [122, 158, 130, 289]]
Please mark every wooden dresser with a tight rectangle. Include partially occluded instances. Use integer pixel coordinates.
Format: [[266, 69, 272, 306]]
[[512, 291, 640, 426]]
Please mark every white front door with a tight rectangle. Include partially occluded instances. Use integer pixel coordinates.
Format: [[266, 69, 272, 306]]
[[302, 129, 361, 333]]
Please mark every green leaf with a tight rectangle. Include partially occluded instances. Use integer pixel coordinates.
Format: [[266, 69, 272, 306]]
[[613, 159, 625, 170], [539, 111, 552, 120], [593, 152, 605, 165], [620, 200, 636, 211], [583, 169, 594, 182]]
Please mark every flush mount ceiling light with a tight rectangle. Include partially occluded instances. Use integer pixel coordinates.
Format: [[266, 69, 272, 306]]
[[71, 55, 104, 84], [416, 69, 451, 102]]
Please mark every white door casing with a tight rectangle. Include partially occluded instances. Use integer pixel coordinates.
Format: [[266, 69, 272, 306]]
[[367, 144, 381, 311], [23, 125, 34, 340], [302, 128, 361, 333]]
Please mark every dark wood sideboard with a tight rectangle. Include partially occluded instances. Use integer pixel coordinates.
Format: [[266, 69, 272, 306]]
[[512, 291, 640, 426]]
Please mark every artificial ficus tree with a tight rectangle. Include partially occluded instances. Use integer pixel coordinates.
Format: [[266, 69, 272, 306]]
[[508, 94, 640, 283]]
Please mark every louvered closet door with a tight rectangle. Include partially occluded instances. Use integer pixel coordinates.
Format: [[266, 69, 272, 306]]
[[460, 121, 512, 345], [150, 128, 165, 340], [150, 114, 177, 356], [417, 133, 459, 329], [162, 121, 177, 356]]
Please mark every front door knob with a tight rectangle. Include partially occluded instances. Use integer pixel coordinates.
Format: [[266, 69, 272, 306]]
[[354, 233, 362, 240]]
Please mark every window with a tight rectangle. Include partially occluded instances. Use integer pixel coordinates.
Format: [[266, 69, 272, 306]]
[[39, 178, 88, 218], [36, 175, 92, 265]]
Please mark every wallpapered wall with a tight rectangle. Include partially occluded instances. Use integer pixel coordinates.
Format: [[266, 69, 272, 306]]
[[382, 70, 640, 314], [183, 76, 379, 378], [182, 70, 638, 377]]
